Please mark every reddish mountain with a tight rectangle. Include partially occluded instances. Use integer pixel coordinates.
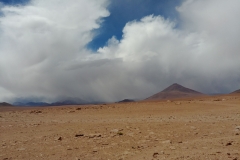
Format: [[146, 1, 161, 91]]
[[146, 83, 204, 100], [231, 89, 240, 94]]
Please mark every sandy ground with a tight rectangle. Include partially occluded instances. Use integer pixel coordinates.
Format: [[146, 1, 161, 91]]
[[0, 95, 240, 160]]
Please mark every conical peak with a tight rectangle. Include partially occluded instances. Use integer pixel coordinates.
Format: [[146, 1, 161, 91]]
[[146, 83, 203, 100], [162, 83, 186, 92], [161, 83, 201, 94]]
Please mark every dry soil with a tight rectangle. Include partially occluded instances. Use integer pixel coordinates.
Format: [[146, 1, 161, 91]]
[[0, 95, 240, 160]]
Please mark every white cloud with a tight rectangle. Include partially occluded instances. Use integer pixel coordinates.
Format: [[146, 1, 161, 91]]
[[0, 0, 110, 102], [0, 0, 240, 103], [98, 0, 240, 96]]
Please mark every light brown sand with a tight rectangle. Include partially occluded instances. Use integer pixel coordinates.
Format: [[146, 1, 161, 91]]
[[0, 95, 240, 160]]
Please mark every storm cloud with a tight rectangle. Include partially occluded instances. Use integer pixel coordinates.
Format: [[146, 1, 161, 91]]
[[0, 0, 240, 103]]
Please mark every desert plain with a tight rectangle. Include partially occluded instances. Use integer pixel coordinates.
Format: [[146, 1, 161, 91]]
[[0, 94, 240, 160]]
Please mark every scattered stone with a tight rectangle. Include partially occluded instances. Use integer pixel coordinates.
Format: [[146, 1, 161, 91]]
[[36, 110, 42, 113], [111, 129, 120, 133], [88, 134, 96, 138], [58, 137, 62, 141], [76, 108, 81, 110], [88, 134, 101, 138], [209, 153, 216, 155], [102, 143, 109, 146], [170, 146, 176, 150], [117, 132, 123, 136], [162, 140, 172, 144], [153, 152, 159, 158], [75, 134, 84, 137], [226, 142, 233, 146], [190, 126, 197, 130], [235, 126, 240, 130], [17, 148, 26, 151], [30, 110, 42, 114]]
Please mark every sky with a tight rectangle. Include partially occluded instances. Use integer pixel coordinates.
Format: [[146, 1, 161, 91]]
[[0, 0, 240, 103]]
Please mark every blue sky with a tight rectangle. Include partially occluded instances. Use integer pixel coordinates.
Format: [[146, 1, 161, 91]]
[[0, 0, 29, 5], [88, 0, 182, 50], [0, 0, 239, 102]]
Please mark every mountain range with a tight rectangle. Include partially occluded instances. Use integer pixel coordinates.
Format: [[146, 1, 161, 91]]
[[13, 99, 91, 107], [2, 83, 240, 106]]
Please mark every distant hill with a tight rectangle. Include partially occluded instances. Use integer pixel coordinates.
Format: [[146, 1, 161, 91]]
[[13, 99, 97, 107], [0, 102, 12, 107], [50, 100, 82, 106], [117, 99, 135, 103], [13, 102, 50, 107], [146, 83, 204, 100], [231, 89, 240, 94], [13, 101, 82, 107]]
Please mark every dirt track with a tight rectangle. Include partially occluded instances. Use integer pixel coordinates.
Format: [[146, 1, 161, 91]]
[[0, 95, 240, 160]]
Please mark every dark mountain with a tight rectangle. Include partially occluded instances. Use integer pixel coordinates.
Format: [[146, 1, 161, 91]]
[[146, 83, 204, 100], [13, 102, 50, 106], [0, 102, 12, 107], [13, 101, 81, 107], [12, 98, 97, 107], [50, 100, 81, 106], [49, 97, 96, 106], [117, 99, 135, 103], [231, 89, 240, 94]]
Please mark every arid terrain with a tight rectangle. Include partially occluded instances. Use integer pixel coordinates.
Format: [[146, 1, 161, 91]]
[[0, 94, 240, 160]]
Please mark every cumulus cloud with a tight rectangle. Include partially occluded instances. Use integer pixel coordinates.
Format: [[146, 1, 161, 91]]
[[99, 0, 240, 96], [0, 0, 240, 103], [0, 0, 110, 102]]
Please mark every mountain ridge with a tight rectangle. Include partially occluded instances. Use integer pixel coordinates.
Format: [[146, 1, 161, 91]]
[[0, 102, 12, 107], [146, 83, 204, 100], [231, 89, 240, 94]]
